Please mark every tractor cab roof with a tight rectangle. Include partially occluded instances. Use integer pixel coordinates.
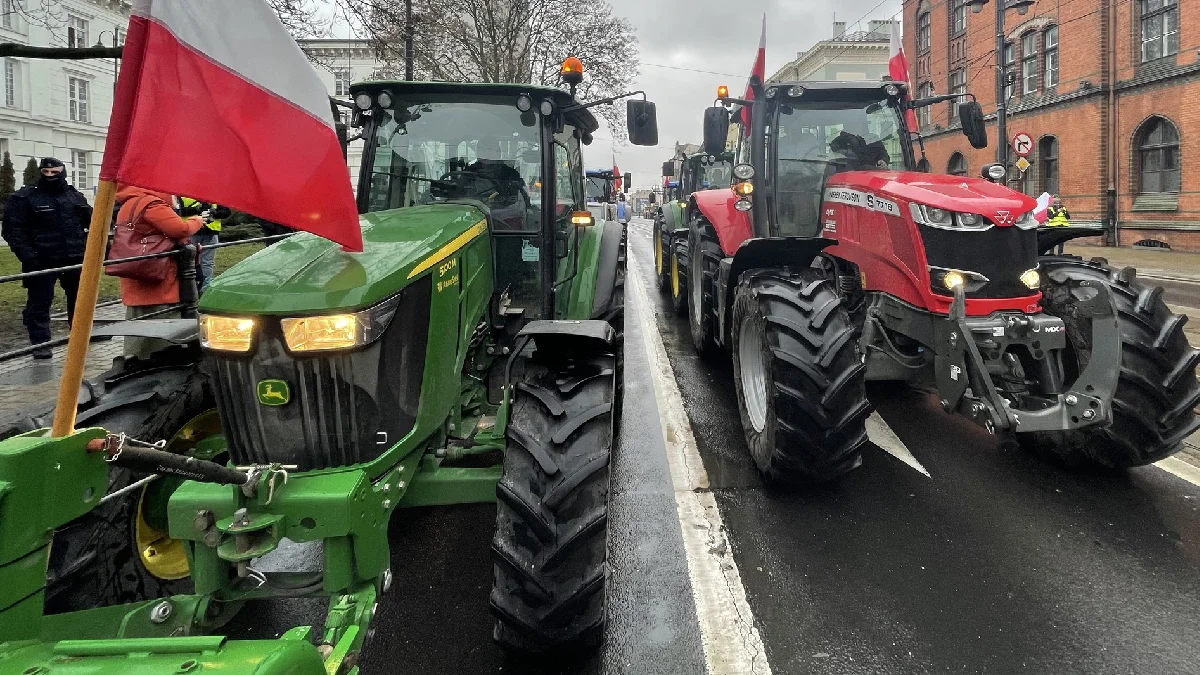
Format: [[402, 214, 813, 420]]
[[758, 79, 908, 103], [348, 81, 599, 135]]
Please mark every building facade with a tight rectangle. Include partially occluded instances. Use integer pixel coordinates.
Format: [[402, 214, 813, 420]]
[[297, 38, 387, 192], [768, 20, 895, 83], [904, 0, 1199, 249], [0, 0, 129, 203]]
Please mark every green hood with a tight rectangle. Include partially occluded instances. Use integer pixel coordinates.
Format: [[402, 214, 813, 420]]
[[199, 204, 486, 314]]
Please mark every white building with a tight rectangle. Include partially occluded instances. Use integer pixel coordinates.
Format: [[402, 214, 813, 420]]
[[0, 0, 130, 202], [297, 38, 387, 191], [768, 20, 895, 83]]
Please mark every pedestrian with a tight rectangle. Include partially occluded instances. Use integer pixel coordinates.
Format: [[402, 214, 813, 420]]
[[178, 196, 230, 293], [1047, 194, 1070, 254], [616, 192, 629, 225], [0, 157, 91, 359], [111, 184, 203, 361]]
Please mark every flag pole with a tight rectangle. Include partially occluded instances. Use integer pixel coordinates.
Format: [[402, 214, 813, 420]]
[[51, 178, 118, 437]]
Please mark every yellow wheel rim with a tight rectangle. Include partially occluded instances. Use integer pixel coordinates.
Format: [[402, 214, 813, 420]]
[[654, 231, 663, 275], [671, 253, 681, 297], [135, 410, 220, 581]]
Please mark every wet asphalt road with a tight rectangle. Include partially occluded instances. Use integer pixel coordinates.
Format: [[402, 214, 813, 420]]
[[238, 218, 1200, 675], [625, 218, 1200, 675]]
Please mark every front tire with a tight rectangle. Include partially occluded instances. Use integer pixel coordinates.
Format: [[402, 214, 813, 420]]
[[653, 224, 669, 292], [1019, 257, 1200, 468], [687, 221, 722, 357], [491, 349, 616, 656], [730, 269, 871, 483], [669, 241, 687, 315]]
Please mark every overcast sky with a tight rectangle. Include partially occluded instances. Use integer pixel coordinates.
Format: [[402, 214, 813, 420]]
[[329, 0, 903, 191]]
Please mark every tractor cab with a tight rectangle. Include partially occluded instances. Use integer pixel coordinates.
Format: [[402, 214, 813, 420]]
[[680, 150, 733, 194]]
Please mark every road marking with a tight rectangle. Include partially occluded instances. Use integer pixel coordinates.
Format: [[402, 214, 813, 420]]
[[1155, 455, 1200, 488], [629, 264, 772, 675], [867, 412, 931, 478]]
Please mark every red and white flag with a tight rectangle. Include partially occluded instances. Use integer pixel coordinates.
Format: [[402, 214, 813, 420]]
[[102, 0, 362, 251], [742, 15, 766, 131], [613, 155, 622, 192], [888, 21, 920, 130], [1033, 192, 1053, 224]]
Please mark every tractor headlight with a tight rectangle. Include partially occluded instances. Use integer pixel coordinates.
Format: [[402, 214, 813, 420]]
[[734, 181, 754, 196], [1013, 211, 1037, 230], [909, 203, 994, 231], [280, 294, 402, 353], [735, 198, 753, 212], [1020, 268, 1041, 289], [733, 163, 755, 180], [930, 266, 990, 293], [354, 93, 373, 110], [199, 314, 256, 353], [376, 91, 393, 109], [942, 270, 965, 290]]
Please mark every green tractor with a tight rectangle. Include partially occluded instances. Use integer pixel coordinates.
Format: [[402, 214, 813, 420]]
[[0, 72, 659, 672], [653, 149, 732, 313]]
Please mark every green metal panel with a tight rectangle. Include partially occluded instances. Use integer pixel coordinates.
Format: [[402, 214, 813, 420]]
[[557, 224, 604, 319], [198, 204, 486, 314], [0, 636, 325, 675], [399, 465, 502, 507]]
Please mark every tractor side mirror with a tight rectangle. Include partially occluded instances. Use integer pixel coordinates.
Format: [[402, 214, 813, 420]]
[[627, 99, 659, 146], [624, 172, 632, 193], [702, 106, 730, 157], [662, 161, 675, 177], [959, 101, 988, 150]]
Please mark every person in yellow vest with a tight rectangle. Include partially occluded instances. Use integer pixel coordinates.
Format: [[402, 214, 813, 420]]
[[1046, 194, 1070, 254], [178, 197, 230, 292]]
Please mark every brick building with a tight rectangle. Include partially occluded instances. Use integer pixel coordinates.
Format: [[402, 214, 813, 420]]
[[903, 0, 1200, 250]]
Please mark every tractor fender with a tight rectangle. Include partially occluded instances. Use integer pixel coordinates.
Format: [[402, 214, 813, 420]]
[[718, 237, 836, 342], [660, 202, 678, 233], [516, 319, 615, 358], [691, 189, 752, 256], [591, 219, 625, 319]]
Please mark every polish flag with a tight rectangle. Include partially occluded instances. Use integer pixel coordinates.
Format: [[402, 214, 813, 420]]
[[1033, 192, 1053, 224], [101, 0, 362, 251], [613, 155, 621, 191], [742, 15, 766, 131], [889, 21, 920, 130]]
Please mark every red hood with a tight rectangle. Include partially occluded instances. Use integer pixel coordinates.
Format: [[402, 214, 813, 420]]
[[827, 171, 1038, 226]]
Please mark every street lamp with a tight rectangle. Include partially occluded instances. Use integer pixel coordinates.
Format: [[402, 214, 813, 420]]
[[93, 30, 119, 93], [966, 0, 1036, 172]]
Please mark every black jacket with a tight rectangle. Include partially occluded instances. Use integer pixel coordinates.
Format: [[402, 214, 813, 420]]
[[2, 183, 92, 266]]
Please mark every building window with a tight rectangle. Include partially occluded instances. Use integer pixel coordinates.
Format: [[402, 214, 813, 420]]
[[67, 14, 88, 49], [1040, 136, 1058, 196], [68, 77, 89, 122], [1003, 42, 1015, 100], [1021, 32, 1037, 94], [1043, 26, 1058, 88], [949, 68, 965, 121], [951, 0, 967, 36], [1137, 116, 1180, 194], [1141, 0, 1179, 63], [948, 152, 967, 177], [4, 58, 18, 108], [917, 12, 931, 52], [2, 0, 21, 31], [917, 82, 933, 127], [70, 150, 89, 190], [333, 68, 351, 97]]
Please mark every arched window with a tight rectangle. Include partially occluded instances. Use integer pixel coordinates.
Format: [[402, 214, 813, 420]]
[[917, 12, 931, 52], [1040, 136, 1058, 195], [948, 152, 967, 176], [917, 158, 931, 173], [1137, 116, 1180, 194]]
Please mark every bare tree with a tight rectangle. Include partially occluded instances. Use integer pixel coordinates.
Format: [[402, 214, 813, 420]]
[[267, 0, 330, 39]]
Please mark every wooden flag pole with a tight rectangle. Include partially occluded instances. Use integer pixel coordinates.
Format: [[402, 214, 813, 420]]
[[51, 179, 118, 437]]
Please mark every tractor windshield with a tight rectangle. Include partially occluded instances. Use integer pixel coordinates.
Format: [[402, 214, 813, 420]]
[[701, 160, 731, 189], [586, 175, 611, 203], [772, 97, 905, 236], [364, 99, 542, 231]]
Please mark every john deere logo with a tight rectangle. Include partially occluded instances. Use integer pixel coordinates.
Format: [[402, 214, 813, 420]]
[[257, 379, 290, 406]]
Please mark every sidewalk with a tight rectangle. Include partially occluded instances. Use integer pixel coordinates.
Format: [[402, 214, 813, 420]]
[[1065, 241, 1200, 283]]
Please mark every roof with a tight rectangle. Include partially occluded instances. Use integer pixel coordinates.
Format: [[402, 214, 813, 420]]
[[832, 30, 889, 43], [348, 81, 599, 134]]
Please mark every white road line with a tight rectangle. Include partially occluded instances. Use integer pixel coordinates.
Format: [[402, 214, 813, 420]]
[[1155, 455, 1200, 488], [866, 412, 931, 478], [629, 264, 772, 675]]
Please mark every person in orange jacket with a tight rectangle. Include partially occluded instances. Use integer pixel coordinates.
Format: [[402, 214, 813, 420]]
[[113, 184, 204, 360]]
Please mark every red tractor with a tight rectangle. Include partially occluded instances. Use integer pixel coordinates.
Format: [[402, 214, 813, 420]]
[[685, 78, 1200, 483]]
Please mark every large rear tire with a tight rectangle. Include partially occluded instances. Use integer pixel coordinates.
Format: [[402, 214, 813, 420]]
[[1019, 257, 1200, 468], [731, 269, 871, 483], [491, 349, 616, 656], [687, 220, 722, 358], [37, 345, 218, 612]]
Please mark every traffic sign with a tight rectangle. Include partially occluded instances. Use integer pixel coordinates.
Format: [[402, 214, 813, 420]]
[[1015, 157, 1031, 172], [1012, 132, 1033, 157]]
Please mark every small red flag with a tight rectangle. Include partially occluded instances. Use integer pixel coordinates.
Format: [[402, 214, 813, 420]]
[[889, 21, 920, 131], [742, 15, 766, 132]]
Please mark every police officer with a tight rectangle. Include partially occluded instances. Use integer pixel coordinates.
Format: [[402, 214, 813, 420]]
[[178, 196, 230, 293], [1, 157, 91, 358]]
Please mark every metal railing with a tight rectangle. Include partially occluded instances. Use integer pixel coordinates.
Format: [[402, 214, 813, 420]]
[[0, 233, 291, 363]]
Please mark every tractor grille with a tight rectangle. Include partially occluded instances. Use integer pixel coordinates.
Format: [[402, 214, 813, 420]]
[[919, 223, 1039, 299], [206, 278, 431, 470]]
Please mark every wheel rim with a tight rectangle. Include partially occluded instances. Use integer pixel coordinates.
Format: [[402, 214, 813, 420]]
[[739, 317, 769, 433], [671, 253, 680, 297], [654, 232, 663, 274], [135, 410, 220, 581], [690, 244, 703, 318]]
